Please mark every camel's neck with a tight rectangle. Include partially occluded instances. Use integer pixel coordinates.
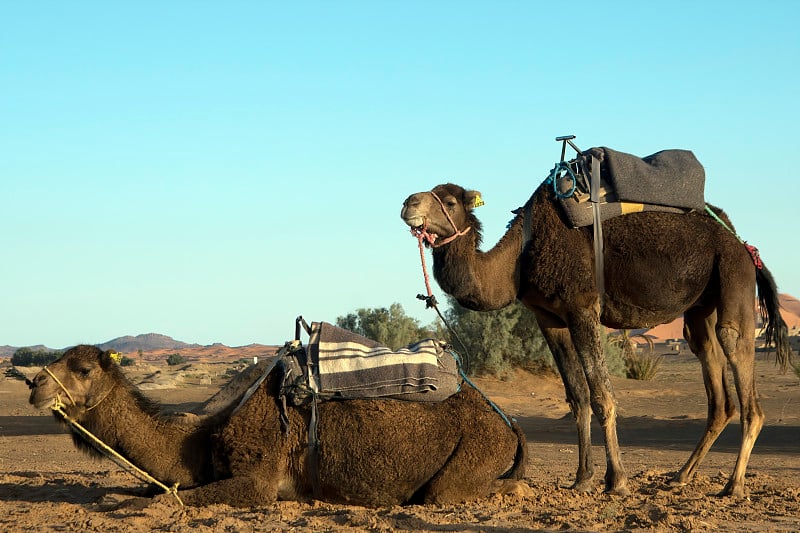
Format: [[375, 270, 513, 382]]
[[79, 384, 214, 488], [431, 214, 525, 311]]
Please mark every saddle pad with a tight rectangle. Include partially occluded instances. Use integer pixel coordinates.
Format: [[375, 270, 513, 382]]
[[307, 322, 461, 401], [557, 179, 690, 228]]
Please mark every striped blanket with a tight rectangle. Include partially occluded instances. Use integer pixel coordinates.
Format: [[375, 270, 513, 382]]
[[303, 322, 461, 401]]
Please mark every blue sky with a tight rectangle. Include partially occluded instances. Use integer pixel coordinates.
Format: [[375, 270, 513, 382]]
[[2, 1, 798, 349]]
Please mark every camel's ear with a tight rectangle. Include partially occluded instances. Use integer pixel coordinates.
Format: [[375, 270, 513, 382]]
[[99, 350, 116, 369], [464, 190, 485, 210]]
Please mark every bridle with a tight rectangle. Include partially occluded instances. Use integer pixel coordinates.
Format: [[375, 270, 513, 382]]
[[410, 190, 472, 248], [37, 364, 183, 505], [41, 365, 114, 412]]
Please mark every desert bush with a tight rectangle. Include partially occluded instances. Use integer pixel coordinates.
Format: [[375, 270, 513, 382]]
[[119, 356, 136, 366], [625, 352, 663, 381], [166, 353, 186, 366], [438, 299, 553, 376], [601, 333, 627, 378], [11, 347, 61, 367], [336, 303, 430, 350]]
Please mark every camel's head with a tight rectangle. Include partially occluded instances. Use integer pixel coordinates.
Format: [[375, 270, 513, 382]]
[[28, 344, 119, 416], [401, 184, 483, 246]]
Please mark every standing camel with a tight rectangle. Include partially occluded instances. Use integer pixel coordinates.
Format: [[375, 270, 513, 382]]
[[401, 182, 790, 498]]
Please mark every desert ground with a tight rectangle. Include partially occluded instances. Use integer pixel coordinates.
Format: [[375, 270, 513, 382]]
[[1, 350, 798, 532]]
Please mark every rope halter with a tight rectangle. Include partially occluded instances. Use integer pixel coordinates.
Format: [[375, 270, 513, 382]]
[[42, 365, 114, 412], [43, 366, 77, 408], [409, 190, 472, 248], [40, 365, 183, 506]]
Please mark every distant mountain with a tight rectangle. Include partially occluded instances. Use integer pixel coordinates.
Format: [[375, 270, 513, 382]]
[[0, 344, 52, 358], [0, 334, 202, 358], [98, 333, 202, 353]]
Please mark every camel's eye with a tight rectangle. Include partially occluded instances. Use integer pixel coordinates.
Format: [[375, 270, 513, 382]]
[[446, 198, 458, 208], [77, 367, 91, 379]]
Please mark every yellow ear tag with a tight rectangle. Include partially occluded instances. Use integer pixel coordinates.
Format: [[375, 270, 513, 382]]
[[109, 351, 122, 365], [473, 194, 485, 208]]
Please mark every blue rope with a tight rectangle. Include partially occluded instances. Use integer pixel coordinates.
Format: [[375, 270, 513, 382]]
[[449, 350, 514, 428], [545, 161, 577, 199]]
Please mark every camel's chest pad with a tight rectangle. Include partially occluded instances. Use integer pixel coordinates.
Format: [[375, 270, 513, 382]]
[[277, 321, 461, 408]]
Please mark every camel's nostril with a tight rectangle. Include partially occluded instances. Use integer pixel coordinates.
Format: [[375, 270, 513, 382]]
[[404, 194, 422, 209]]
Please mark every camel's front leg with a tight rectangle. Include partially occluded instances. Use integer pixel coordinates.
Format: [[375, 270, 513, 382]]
[[163, 475, 283, 507], [567, 308, 629, 496], [536, 316, 595, 492]]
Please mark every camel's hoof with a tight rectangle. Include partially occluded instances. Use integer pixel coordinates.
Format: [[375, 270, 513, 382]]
[[668, 470, 691, 488], [718, 483, 746, 499], [570, 480, 595, 493], [605, 485, 630, 498]]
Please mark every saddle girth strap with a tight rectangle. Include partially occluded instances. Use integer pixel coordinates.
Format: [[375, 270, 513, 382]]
[[590, 155, 606, 310]]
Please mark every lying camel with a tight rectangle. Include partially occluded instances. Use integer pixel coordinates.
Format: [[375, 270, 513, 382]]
[[28, 344, 527, 507]]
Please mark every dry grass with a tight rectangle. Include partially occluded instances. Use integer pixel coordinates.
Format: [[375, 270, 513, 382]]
[[625, 352, 664, 381]]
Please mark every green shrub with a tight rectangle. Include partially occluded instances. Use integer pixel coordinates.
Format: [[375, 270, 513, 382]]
[[166, 353, 186, 366], [625, 352, 663, 381], [10, 347, 61, 367], [600, 334, 627, 378]]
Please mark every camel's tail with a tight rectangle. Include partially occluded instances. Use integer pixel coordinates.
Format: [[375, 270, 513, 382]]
[[756, 264, 792, 373], [503, 420, 528, 480]]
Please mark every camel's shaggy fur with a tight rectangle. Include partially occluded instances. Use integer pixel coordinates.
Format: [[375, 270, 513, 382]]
[[401, 182, 791, 498], [29, 344, 527, 507]]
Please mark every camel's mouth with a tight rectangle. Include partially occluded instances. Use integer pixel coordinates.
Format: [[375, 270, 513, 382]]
[[403, 215, 425, 229], [29, 393, 56, 410]]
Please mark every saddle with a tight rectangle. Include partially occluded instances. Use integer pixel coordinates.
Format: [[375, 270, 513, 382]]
[[518, 136, 708, 308], [279, 318, 462, 406], [552, 144, 706, 228]]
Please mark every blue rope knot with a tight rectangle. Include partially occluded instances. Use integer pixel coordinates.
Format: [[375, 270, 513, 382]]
[[545, 161, 577, 199]]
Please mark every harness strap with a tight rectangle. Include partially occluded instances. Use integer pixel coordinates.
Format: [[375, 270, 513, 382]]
[[590, 155, 606, 309]]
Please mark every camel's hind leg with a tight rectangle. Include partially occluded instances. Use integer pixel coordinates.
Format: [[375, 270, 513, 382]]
[[715, 284, 763, 497], [673, 306, 737, 486], [416, 418, 521, 504], [678, 268, 763, 498]]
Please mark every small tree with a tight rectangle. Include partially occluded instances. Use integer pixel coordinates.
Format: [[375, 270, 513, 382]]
[[336, 303, 430, 350], [11, 347, 61, 367], [166, 353, 186, 366], [441, 298, 553, 376]]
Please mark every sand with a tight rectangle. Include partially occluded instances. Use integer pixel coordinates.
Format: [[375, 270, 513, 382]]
[[1, 353, 798, 532]]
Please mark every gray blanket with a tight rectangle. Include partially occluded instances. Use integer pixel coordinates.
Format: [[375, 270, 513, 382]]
[[585, 146, 706, 210]]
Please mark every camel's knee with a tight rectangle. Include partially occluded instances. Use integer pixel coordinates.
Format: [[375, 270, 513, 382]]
[[716, 325, 741, 356], [589, 394, 617, 426]]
